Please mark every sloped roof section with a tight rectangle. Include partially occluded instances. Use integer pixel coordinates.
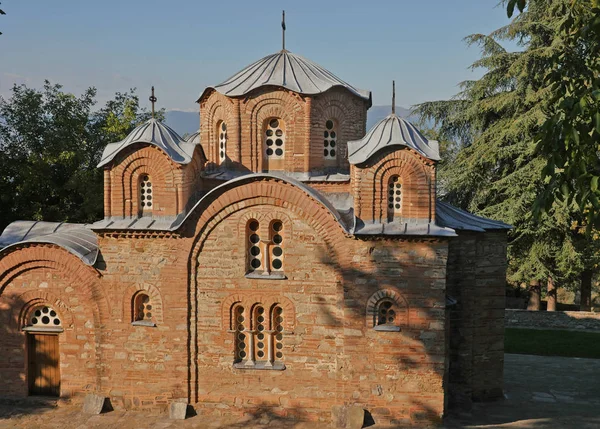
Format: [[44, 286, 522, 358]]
[[347, 114, 440, 164], [436, 200, 512, 232], [201, 50, 371, 104], [0, 221, 99, 266], [98, 118, 196, 167], [186, 129, 201, 145]]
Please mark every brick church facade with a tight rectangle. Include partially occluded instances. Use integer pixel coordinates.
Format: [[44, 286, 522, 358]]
[[0, 43, 510, 426]]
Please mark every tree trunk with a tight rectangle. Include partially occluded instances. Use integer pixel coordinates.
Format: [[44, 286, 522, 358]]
[[528, 279, 541, 311], [547, 276, 557, 311], [581, 270, 593, 312]]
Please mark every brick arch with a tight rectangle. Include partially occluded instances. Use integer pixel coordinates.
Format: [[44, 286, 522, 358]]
[[122, 283, 164, 324], [187, 177, 346, 401], [312, 98, 355, 168], [0, 245, 109, 327], [236, 210, 294, 241], [353, 148, 435, 223], [245, 92, 306, 171], [114, 146, 179, 217], [10, 290, 75, 333], [221, 293, 296, 332], [204, 96, 235, 165], [365, 288, 409, 328]]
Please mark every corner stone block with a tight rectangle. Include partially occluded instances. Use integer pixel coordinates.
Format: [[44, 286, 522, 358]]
[[82, 393, 106, 415], [169, 401, 188, 420], [332, 405, 366, 429]]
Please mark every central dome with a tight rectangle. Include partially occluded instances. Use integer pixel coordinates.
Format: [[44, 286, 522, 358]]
[[201, 50, 371, 104]]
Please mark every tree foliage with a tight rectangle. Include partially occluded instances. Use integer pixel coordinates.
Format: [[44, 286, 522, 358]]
[[0, 82, 163, 231], [414, 0, 600, 286]]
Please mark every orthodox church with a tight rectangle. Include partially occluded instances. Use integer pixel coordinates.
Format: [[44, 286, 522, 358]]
[[0, 17, 510, 427]]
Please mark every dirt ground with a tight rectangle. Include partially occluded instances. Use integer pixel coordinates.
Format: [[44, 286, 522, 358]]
[[1, 354, 599, 428]]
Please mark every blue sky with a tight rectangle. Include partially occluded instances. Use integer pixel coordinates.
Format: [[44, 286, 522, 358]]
[[0, 0, 516, 111]]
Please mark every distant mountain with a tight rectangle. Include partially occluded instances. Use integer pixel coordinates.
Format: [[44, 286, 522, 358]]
[[164, 106, 419, 138], [165, 110, 200, 137]]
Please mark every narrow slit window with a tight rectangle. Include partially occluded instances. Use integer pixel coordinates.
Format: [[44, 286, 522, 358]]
[[270, 220, 284, 272], [247, 220, 261, 272], [272, 305, 284, 361], [140, 174, 153, 212], [387, 175, 402, 219], [324, 120, 337, 160], [254, 306, 266, 361], [218, 121, 227, 163], [234, 305, 246, 362], [265, 118, 285, 159]]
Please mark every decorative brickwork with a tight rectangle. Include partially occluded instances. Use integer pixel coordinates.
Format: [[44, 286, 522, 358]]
[[352, 147, 436, 223], [0, 57, 510, 427]]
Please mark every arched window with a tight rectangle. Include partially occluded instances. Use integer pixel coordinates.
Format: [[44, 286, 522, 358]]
[[376, 299, 397, 326], [271, 305, 284, 361], [233, 304, 246, 363], [231, 301, 285, 369], [247, 219, 262, 272], [324, 119, 337, 160], [133, 292, 152, 322], [217, 120, 227, 164], [29, 306, 62, 328], [139, 174, 153, 213], [264, 118, 285, 160], [387, 175, 402, 221], [270, 220, 284, 272], [253, 305, 267, 360]]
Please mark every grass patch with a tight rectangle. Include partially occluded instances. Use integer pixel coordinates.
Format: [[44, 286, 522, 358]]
[[505, 328, 600, 359]]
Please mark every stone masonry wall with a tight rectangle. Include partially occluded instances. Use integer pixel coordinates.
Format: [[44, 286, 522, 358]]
[[445, 231, 508, 409], [0, 177, 450, 427], [505, 309, 600, 331]]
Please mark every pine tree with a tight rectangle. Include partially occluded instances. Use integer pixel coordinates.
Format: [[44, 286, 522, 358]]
[[415, 0, 599, 304]]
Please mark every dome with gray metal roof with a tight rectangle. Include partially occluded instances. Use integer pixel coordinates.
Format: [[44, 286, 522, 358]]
[[347, 113, 440, 164], [199, 50, 371, 104], [98, 118, 197, 167]]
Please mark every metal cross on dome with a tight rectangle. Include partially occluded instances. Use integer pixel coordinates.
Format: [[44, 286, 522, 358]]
[[149, 86, 157, 119]]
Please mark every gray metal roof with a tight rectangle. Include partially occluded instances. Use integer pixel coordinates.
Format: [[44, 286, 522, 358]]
[[200, 50, 371, 104], [98, 119, 197, 168], [347, 114, 441, 164], [352, 219, 457, 237], [186, 129, 201, 145], [0, 221, 99, 266], [436, 200, 512, 232]]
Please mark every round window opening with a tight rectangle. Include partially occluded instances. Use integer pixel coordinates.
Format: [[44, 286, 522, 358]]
[[30, 306, 62, 327]]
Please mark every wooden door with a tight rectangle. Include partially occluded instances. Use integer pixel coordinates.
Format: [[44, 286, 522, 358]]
[[28, 334, 60, 396]]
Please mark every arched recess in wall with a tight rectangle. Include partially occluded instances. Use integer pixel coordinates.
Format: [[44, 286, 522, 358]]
[[115, 146, 177, 217], [368, 149, 434, 223], [122, 283, 164, 324], [183, 175, 348, 403], [203, 93, 236, 167], [311, 97, 355, 168], [0, 246, 108, 327], [246, 96, 303, 172]]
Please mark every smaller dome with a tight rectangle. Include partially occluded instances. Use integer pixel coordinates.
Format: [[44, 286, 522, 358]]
[[347, 114, 440, 164], [98, 118, 196, 167]]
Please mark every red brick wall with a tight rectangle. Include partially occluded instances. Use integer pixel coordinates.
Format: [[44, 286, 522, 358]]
[[104, 145, 203, 218], [200, 87, 368, 174], [351, 148, 437, 223], [0, 245, 107, 399], [0, 177, 461, 426]]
